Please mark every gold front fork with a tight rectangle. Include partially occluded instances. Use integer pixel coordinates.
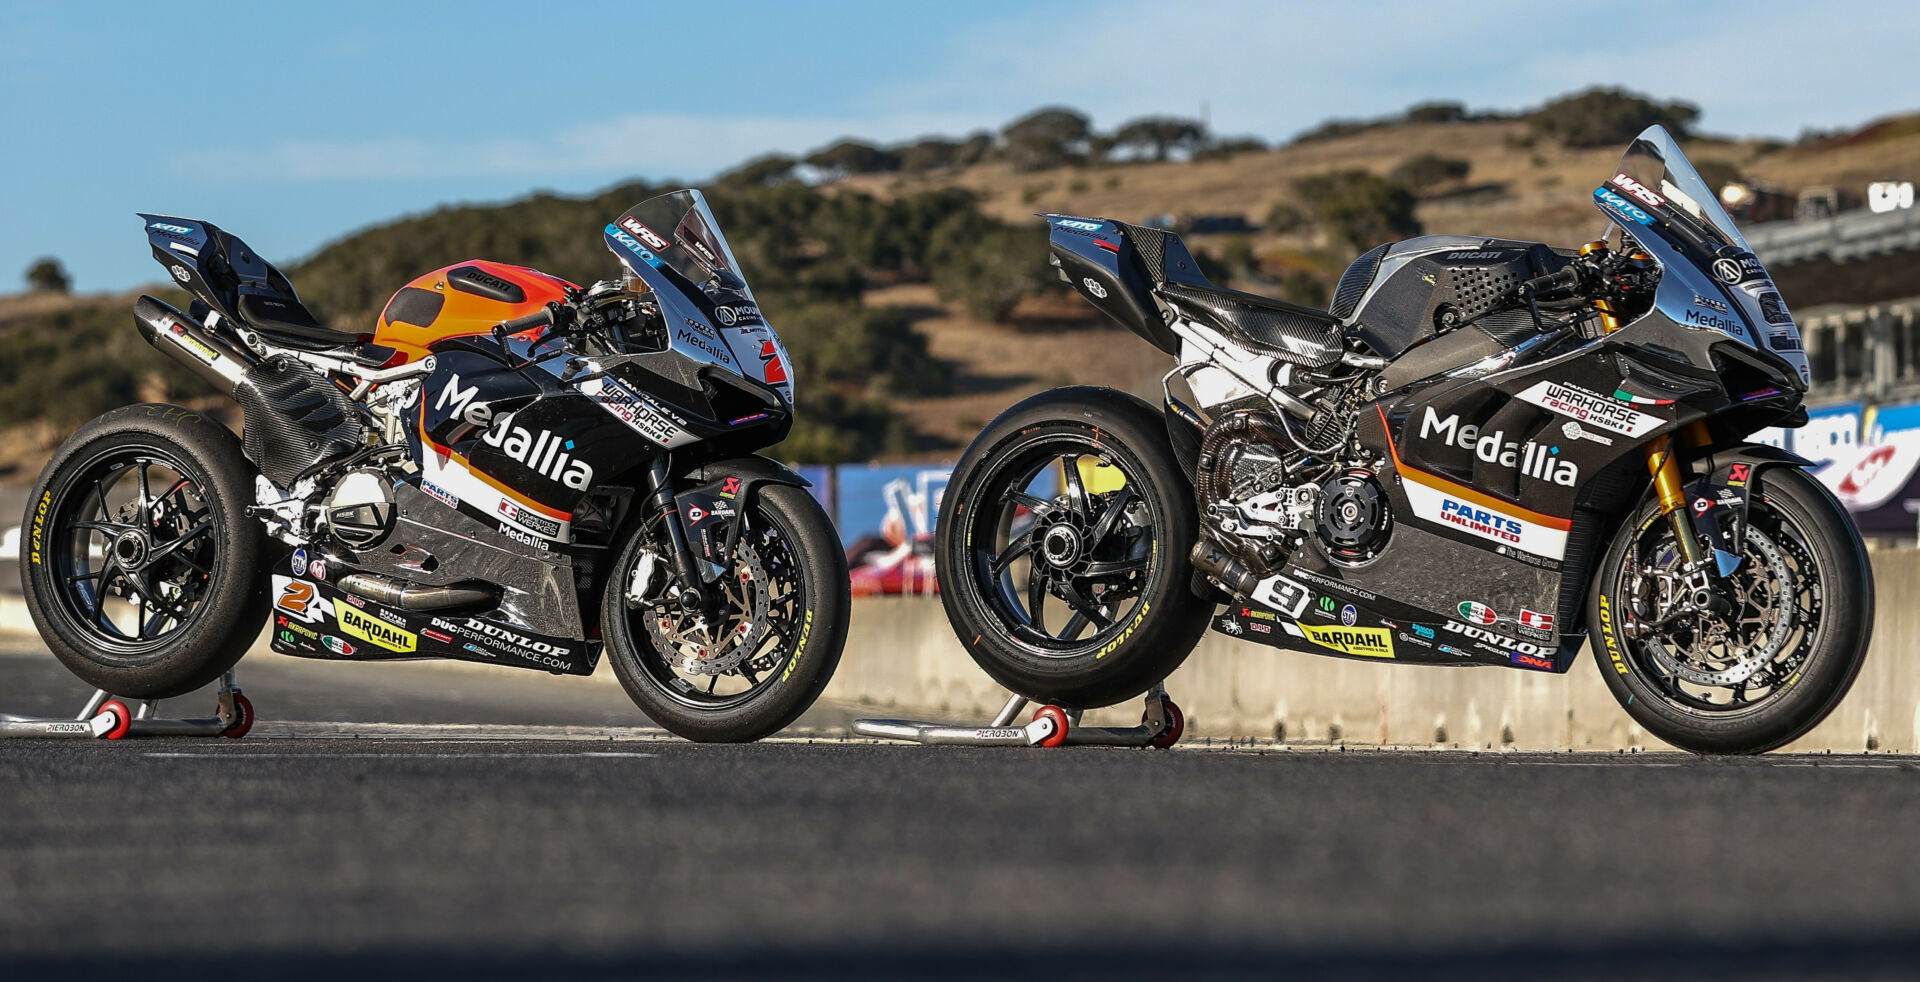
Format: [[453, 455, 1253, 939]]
[[1645, 422, 1713, 565]]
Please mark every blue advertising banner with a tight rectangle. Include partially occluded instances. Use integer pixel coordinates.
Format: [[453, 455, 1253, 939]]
[[1866, 401, 1920, 442], [789, 464, 832, 517], [1795, 403, 1863, 466], [835, 463, 950, 596]]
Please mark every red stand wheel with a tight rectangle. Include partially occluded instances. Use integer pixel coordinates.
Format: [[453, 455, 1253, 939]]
[[95, 700, 132, 740], [222, 693, 254, 739], [1032, 705, 1070, 748], [1147, 699, 1185, 749]]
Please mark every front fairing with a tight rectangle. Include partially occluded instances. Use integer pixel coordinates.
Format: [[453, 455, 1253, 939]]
[[1591, 126, 1811, 389], [603, 190, 794, 404]]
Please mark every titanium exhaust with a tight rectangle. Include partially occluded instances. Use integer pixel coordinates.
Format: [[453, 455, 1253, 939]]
[[132, 295, 259, 395], [1189, 538, 1260, 597], [336, 572, 498, 611]]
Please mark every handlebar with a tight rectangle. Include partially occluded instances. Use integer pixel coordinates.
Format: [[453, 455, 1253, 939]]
[[1521, 264, 1586, 302], [498, 302, 564, 334]]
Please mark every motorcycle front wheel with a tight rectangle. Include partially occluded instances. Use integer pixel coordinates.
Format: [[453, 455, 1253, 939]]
[[1589, 465, 1873, 754], [601, 483, 849, 742]]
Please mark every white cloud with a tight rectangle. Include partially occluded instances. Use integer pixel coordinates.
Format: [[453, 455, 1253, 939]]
[[167, 110, 985, 183], [166, 1, 1920, 187], [880, 0, 1920, 140]]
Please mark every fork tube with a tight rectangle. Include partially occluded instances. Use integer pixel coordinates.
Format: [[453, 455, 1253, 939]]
[[646, 457, 708, 606], [1645, 433, 1702, 566]]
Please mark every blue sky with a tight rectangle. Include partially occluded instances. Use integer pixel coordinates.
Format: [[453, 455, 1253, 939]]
[[4, 0, 1916, 292]]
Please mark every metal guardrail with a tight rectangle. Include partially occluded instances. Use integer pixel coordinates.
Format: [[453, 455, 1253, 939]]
[[1799, 297, 1920, 405], [1746, 207, 1920, 266]]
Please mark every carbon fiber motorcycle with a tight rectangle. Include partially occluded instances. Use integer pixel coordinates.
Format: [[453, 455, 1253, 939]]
[[936, 126, 1872, 754], [20, 190, 849, 742]]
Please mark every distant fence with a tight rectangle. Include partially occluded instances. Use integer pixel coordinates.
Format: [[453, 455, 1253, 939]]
[[1746, 206, 1920, 266]]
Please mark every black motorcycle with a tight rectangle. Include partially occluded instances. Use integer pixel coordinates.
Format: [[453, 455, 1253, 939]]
[[20, 190, 849, 742], [936, 126, 1871, 754]]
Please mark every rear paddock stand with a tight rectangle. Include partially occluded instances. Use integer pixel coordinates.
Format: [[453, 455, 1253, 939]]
[[851, 683, 1185, 748], [0, 669, 254, 741]]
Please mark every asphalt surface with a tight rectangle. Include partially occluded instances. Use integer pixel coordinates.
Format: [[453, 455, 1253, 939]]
[[5, 640, 1920, 980]]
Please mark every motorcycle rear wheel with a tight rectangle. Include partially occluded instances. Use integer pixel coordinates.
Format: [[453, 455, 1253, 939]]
[[20, 404, 268, 699], [936, 386, 1213, 709], [1589, 465, 1872, 754]]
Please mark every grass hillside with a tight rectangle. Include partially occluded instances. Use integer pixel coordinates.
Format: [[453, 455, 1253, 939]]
[[848, 115, 1920, 287], [5, 98, 1920, 479]]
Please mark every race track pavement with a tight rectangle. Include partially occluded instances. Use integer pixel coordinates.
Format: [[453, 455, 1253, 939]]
[[4, 642, 1920, 980]]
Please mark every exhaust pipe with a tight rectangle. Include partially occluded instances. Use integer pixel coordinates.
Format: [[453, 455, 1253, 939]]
[[132, 295, 259, 395], [1189, 538, 1260, 597], [336, 572, 498, 612]]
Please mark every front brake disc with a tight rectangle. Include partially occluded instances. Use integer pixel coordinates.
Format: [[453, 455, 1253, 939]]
[[645, 542, 773, 676], [1643, 525, 1796, 687]]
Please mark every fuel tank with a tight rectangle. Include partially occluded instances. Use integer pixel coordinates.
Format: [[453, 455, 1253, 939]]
[[1342, 235, 1572, 359], [374, 261, 576, 361]]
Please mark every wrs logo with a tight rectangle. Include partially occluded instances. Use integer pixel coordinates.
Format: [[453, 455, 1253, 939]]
[[619, 217, 671, 252], [482, 412, 594, 489]]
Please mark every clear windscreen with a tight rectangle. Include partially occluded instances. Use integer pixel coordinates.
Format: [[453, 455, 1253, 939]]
[[601, 189, 793, 402], [1593, 125, 1810, 384], [604, 189, 754, 303]]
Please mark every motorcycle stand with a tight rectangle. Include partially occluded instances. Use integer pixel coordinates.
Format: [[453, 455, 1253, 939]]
[[851, 683, 1184, 749], [0, 669, 254, 741]]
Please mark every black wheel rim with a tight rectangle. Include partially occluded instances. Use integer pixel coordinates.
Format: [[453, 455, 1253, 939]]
[[959, 427, 1160, 656], [622, 503, 807, 710], [1615, 491, 1824, 717], [45, 445, 219, 661]]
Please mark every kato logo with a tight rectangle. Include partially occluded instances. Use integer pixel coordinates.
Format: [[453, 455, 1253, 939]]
[[606, 224, 664, 268], [1594, 187, 1653, 225], [1298, 623, 1394, 658], [338, 604, 417, 653]]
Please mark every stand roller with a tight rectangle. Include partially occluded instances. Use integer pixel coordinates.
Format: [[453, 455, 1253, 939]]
[[852, 683, 1184, 749], [0, 669, 254, 740]]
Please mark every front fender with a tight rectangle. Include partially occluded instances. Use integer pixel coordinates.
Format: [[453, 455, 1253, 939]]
[[675, 454, 812, 500], [672, 455, 815, 562], [1683, 442, 1816, 571]]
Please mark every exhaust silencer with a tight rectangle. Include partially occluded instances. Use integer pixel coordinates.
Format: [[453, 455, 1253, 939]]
[[1189, 538, 1260, 597], [336, 572, 498, 612], [132, 295, 259, 395]]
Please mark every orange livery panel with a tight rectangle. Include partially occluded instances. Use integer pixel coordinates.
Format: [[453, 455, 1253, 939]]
[[373, 260, 576, 361]]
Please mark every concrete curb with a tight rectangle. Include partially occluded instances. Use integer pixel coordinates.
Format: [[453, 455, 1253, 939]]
[[4, 551, 1915, 753]]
